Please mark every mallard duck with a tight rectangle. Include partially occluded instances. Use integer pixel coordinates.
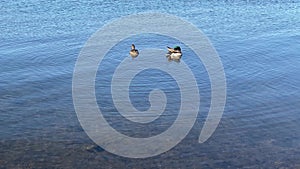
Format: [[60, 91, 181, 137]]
[[129, 44, 139, 58], [166, 46, 182, 61]]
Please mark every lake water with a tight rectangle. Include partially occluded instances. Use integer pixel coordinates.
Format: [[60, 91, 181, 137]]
[[1, 0, 300, 168]]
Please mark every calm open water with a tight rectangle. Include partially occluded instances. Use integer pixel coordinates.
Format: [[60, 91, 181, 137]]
[[1, 0, 300, 168]]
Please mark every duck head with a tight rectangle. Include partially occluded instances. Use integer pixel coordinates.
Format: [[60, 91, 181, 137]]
[[174, 46, 181, 52], [131, 44, 136, 50]]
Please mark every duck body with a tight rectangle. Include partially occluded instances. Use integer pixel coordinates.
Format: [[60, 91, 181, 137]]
[[168, 52, 182, 60], [166, 46, 182, 61], [130, 44, 139, 58]]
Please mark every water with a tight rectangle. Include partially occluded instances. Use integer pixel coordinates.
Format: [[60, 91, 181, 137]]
[[1, 0, 300, 168]]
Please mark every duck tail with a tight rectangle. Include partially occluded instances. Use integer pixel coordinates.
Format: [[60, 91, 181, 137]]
[[167, 46, 174, 52]]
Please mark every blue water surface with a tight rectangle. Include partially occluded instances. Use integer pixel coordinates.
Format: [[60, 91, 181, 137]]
[[1, 0, 300, 168]]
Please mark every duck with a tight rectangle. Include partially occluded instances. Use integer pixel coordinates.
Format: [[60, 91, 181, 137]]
[[129, 44, 139, 59], [166, 46, 182, 61]]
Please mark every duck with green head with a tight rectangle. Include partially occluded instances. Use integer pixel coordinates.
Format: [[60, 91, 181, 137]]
[[166, 46, 182, 61]]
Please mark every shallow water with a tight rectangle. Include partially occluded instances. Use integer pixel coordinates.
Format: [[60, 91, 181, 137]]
[[1, 0, 300, 168]]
